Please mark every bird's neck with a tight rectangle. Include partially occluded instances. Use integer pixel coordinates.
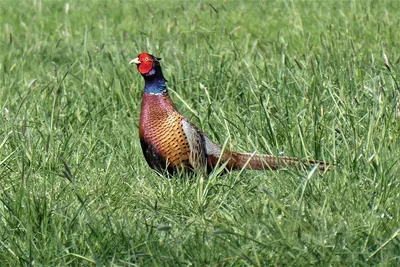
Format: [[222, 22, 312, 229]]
[[143, 70, 167, 95]]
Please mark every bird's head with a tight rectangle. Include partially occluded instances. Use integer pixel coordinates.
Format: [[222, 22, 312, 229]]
[[129, 52, 162, 77]]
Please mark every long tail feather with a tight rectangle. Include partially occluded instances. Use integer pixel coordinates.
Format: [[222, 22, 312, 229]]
[[227, 152, 328, 171]]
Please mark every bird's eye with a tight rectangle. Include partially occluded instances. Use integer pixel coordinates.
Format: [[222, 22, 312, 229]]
[[145, 57, 150, 62]]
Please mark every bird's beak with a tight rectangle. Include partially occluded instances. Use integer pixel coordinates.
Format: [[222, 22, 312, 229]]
[[129, 57, 140, 65]]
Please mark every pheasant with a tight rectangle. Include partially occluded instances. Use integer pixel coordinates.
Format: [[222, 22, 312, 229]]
[[129, 52, 328, 175]]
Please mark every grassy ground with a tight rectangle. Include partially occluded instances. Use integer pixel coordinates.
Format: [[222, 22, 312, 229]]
[[1, 0, 400, 265]]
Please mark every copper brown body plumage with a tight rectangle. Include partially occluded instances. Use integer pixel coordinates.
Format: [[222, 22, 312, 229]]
[[130, 52, 329, 175], [139, 93, 192, 171]]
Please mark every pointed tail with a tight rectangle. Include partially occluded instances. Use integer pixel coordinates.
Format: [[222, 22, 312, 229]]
[[217, 151, 328, 171], [203, 136, 328, 172]]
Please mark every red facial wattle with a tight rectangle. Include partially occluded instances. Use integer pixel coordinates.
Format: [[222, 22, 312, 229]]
[[138, 61, 152, 74], [137, 53, 154, 74]]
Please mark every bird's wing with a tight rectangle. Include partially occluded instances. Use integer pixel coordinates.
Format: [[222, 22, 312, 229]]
[[203, 135, 222, 158], [181, 118, 207, 172]]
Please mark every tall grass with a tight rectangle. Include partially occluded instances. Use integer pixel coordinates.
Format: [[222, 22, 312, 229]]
[[1, 1, 399, 265]]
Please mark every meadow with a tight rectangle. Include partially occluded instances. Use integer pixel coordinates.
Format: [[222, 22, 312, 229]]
[[1, 0, 399, 265]]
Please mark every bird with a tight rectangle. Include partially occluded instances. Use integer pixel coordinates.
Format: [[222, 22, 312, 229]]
[[129, 52, 328, 175]]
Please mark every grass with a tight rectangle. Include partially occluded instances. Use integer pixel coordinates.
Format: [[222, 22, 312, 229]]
[[1, 0, 400, 265]]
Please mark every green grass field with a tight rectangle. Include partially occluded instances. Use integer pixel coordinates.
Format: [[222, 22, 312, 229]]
[[1, 0, 400, 265]]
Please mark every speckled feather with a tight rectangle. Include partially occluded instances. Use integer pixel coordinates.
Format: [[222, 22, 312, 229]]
[[139, 93, 193, 172]]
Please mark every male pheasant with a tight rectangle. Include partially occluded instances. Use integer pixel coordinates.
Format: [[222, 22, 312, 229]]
[[130, 52, 327, 175]]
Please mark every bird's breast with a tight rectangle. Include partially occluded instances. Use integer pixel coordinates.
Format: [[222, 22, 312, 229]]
[[139, 93, 191, 168]]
